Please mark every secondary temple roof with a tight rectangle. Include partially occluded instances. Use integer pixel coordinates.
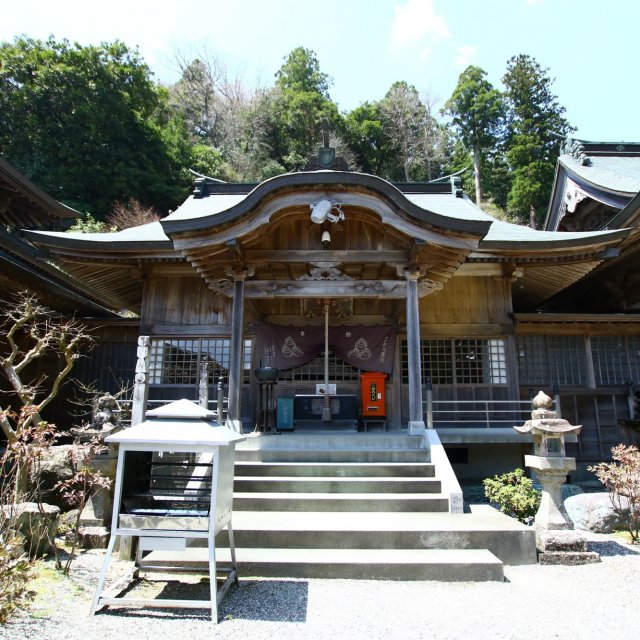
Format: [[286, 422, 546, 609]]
[[0, 155, 79, 228], [0, 157, 119, 316], [546, 139, 640, 232], [541, 139, 640, 310]]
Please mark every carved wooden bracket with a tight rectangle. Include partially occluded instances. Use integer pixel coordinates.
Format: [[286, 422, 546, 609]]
[[298, 263, 352, 281], [393, 264, 429, 279], [224, 266, 255, 281]]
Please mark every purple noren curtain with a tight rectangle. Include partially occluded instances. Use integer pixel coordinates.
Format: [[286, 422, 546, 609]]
[[255, 323, 397, 374]]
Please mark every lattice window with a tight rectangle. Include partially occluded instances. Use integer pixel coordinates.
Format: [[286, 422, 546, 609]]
[[277, 351, 360, 382], [487, 340, 508, 384], [591, 336, 640, 386], [517, 335, 587, 386], [517, 336, 549, 386], [149, 338, 252, 385], [592, 337, 627, 386], [628, 337, 640, 382], [423, 340, 453, 384], [401, 338, 507, 385], [401, 340, 454, 384], [548, 336, 586, 385], [454, 339, 507, 384]]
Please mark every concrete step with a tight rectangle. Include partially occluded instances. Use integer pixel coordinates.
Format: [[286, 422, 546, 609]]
[[234, 476, 442, 494], [218, 435, 532, 579], [235, 448, 430, 463], [142, 546, 504, 581], [218, 506, 537, 566], [233, 491, 450, 512], [235, 433, 429, 465], [234, 461, 436, 478], [238, 433, 426, 450]]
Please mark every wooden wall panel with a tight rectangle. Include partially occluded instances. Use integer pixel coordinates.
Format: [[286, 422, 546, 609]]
[[141, 276, 230, 328], [420, 276, 511, 326], [246, 215, 404, 253]]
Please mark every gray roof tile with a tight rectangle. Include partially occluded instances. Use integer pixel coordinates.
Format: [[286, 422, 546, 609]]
[[560, 154, 640, 195]]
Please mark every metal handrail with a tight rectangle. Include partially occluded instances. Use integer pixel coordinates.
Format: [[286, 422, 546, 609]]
[[423, 399, 539, 429]]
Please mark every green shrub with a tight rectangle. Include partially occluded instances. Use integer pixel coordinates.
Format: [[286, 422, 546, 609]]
[[0, 522, 34, 623], [67, 212, 110, 233], [588, 444, 640, 544], [483, 468, 541, 523]]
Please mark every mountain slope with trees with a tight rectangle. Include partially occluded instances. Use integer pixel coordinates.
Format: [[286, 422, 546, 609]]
[[0, 37, 574, 226]]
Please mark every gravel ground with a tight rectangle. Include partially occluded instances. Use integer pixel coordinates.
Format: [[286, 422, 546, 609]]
[[1, 532, 639, 640]]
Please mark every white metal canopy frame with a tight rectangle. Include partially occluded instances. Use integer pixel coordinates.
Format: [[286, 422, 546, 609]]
[[90, 399, 245, 623]]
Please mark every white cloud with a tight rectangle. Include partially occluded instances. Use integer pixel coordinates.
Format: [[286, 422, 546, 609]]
[[419, 47, 432, 62], [390, 0, 450, 53], [454, 44, 478, 66]]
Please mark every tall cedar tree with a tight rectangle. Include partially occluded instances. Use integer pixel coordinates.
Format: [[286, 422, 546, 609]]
[[272, 47, 343, 170], [502, 54, 574, 225], [444, 66, 505, 205]]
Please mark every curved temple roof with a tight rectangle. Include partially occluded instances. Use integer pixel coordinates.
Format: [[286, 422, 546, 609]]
[[24, 170, 630, 311], [161, 172, 494, 237], [28, 171, 628, 250]]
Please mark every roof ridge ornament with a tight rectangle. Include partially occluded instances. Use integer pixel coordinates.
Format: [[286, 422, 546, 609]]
[[561, 137, 592, 166], [303, 118, 350, 172]]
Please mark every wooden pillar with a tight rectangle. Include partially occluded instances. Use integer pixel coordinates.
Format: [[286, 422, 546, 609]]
[[425, 377, 434, 429], [227, 268, 252, 432], [217, 377, 225, 425], [131, 335, 150, 426], [553, 383, 562, 420], [405, 270, 426, 434], [199, 361, 209, 409]]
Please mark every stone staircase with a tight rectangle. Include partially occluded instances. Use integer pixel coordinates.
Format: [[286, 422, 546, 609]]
[[211, 432, 536, 581]]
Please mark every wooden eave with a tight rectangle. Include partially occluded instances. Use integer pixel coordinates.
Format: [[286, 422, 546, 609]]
[[171, 203, 474, 298], [515, 313, 640, 335], [51, 258, 146, 311], [477, 227, 629, 253], [535, 227, 640, 312], [0, 229, 118, 316], [158, 178, 489, 300], [0, 251, 118, 316], [23, 166, 632, 310], [511, 261, 605, 307], [22, 230, 174, 257], [22, 236, 181, 312], [469, 228, 630, 308], [45, 247, 186, 312], [605, 191, 640, 229]]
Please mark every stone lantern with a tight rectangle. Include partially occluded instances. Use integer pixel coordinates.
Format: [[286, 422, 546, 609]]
[[514, 391, 599, 564]]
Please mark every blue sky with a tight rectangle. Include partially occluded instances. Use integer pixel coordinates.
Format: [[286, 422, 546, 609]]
[[2, 0, 638, 141]]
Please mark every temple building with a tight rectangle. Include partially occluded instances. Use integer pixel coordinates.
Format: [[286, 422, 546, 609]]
[[22, 139, 640, 481], [0, 155, 115, 316]]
